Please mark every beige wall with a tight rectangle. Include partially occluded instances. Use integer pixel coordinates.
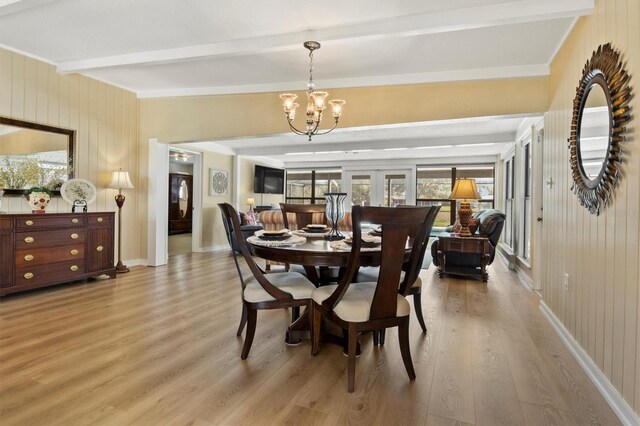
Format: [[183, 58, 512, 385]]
[[0, 48, 142, 262], [542, 0, 640, 414], [140, 77, 549, 143], [140, 76, 549, 255], [201, 151, 234, 249]]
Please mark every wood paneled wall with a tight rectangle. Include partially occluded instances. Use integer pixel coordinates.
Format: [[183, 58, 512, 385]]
[[0, 49, 142, 262], [543, 0, 640, 414]]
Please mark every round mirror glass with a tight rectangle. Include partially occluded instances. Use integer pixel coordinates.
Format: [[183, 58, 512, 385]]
[[178, 180, 189, 218], [578, 81, 610, 181]]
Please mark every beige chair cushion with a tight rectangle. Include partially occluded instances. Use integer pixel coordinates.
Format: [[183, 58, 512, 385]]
[[312, 283, 410, 322], [244, 272, 315, 303], [356, 267, 422, 288]]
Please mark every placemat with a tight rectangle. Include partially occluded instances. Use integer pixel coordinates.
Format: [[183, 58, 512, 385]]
[[247, 234, 307, 247], [330, 241, 381, 252], [292, 229, 331, 238]]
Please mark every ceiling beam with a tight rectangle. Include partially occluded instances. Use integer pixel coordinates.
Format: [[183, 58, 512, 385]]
[[233, 133, 515, 156], [136, 64, 548, 98], [0, 0, 57, 17], [57, 0, 593, 74]]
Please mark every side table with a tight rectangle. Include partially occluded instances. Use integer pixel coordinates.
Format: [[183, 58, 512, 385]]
[[436, 232, 491, 282]]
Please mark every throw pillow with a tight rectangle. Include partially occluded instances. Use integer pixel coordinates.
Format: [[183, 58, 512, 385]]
[[240, 212, 249, 225], [244, 211, 257, 226]]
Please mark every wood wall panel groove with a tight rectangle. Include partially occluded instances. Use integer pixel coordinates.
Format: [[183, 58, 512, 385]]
[[543, 0, 640, 415], [0, 48, 140, 260]]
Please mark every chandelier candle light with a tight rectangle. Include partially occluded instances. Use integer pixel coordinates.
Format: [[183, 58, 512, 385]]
[[280, 41, 346, 141], [449, 178, 481, 238], [108, 169, 134, 273]]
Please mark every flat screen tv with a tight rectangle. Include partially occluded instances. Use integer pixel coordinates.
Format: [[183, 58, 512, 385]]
[[254, 165, 285, 194]]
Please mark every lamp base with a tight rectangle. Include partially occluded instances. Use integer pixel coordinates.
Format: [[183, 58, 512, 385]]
[[457, 201, 474, 238], [115, 261, 130, 274]]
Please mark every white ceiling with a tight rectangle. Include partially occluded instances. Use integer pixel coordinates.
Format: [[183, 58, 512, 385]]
[[0, 0, 588, 163]]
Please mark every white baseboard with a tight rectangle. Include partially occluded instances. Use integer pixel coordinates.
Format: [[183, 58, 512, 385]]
[[540, 302, 640, 426]]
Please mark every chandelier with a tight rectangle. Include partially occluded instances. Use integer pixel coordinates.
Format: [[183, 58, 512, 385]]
[[279, 41, 346, 141]]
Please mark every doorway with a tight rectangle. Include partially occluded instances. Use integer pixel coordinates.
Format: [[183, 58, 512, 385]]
[[167, 149, 202, 256], [343, 168, 416, 208]]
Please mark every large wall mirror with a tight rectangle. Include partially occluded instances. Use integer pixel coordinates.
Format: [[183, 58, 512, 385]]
[[569, 43, 632, 215], [0, 116, 75, 195]]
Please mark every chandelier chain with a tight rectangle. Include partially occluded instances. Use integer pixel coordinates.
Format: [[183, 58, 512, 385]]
[[308, 50, 314, 89]]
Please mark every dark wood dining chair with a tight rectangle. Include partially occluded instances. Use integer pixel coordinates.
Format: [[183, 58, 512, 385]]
[[357, 205, 441, 335], [279, 203, 332, 284], [219, 203, 315, 359], [310, 205, 432, 392]]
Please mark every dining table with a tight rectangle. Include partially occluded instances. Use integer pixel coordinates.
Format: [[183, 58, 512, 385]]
[[248, 230, 391, 285], [247, 229, 411, 351]]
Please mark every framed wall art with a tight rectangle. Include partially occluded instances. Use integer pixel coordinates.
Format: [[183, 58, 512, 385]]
[[209, 168, 229, 196]]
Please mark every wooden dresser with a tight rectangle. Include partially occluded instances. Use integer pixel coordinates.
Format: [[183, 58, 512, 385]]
[[0, 212, 116, 296]]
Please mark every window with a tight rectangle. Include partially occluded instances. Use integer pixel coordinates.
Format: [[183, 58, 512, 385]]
[[285, 169, 341, 204], [522, 142, 532, 260], [504, 157, 515, 248], [416, 166, 495, 227]]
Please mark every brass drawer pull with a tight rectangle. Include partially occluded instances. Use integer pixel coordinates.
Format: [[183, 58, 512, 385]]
[[71, 233, 79, 240], [70, 249, 79, 256], [71, 218, 79, 224], [70, 265, 79, 272], [96, 245, 104, 252], [24, 272, 34, 280], [24, 236, 34, 244], [25, 220, 34, 226], [24, 254, 34, 262], [97, 217, 104, 223]]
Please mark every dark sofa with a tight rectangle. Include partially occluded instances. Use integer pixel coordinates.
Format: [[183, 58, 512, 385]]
[[220, 212, 263, 254], [431, 209, 506, 270]]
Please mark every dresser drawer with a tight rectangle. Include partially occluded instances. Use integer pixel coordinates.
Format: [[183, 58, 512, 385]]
[[15, 260, 86, 287], [15, 246, 85, 268], [15, 215, 86, 230], [15, 229, 85, 250], [87, 214, 113, 227]]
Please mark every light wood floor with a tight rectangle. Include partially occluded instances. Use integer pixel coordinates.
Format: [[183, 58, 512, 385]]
[[0, 251, 621, 426]]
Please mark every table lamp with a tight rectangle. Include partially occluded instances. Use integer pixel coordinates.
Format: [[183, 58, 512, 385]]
[[449, 178, 481, 237], [108, 169, 134, 273], [246, 197, 255, 212]]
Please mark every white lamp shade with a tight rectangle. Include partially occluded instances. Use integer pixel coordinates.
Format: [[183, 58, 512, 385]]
[[246, 198, 255, 205], [109, 170, 134, 190]]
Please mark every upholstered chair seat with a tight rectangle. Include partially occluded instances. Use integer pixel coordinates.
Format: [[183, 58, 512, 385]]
[[244, 272, 316, 303], [312, 283, 410, 322]]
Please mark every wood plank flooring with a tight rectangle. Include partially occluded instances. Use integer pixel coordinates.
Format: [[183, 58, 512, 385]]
[[0, 251, 622, 425]]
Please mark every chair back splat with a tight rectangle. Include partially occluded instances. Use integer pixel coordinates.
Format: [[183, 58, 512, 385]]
[[323, 206, 432, 320], [398, 205, 441, 295], [279, 203, 329, 230]]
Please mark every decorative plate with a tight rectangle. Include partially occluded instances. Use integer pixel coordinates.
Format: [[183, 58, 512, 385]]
[[60, 178, 97, 206]]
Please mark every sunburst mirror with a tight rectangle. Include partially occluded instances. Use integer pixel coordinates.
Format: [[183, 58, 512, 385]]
[[569, 43, 632, 215]]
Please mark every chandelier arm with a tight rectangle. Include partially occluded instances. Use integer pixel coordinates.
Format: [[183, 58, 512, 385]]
[[314, 120, 339, 135], [287, 121, 308, 136]]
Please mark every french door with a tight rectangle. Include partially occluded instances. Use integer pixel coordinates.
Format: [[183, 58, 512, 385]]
[[343, 168, 416, 209]]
